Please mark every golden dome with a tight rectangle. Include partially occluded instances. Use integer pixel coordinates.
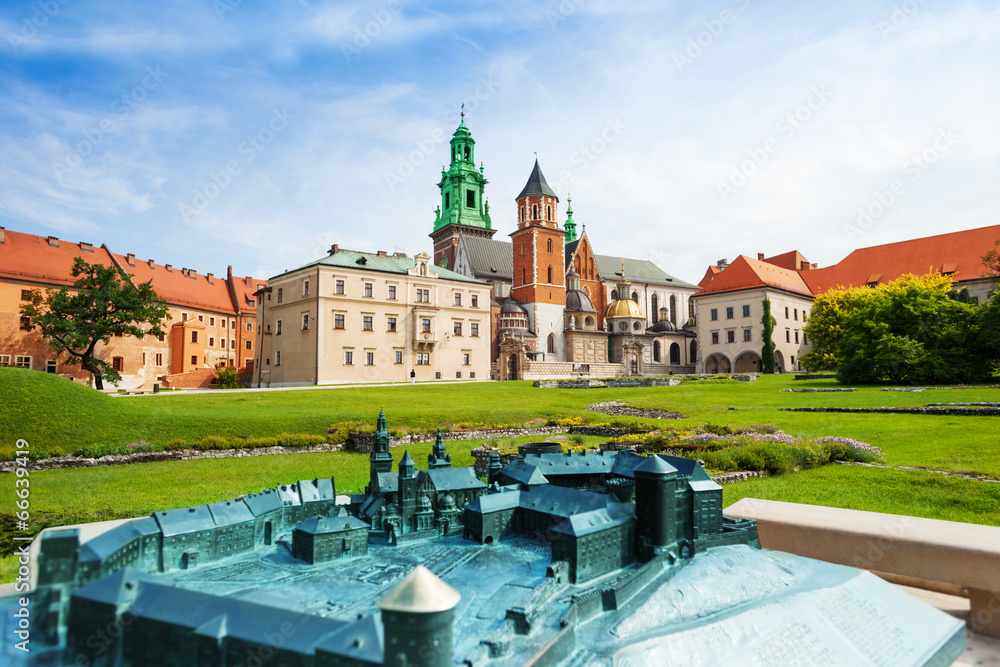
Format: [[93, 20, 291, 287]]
[[606, 298, 644, 320]]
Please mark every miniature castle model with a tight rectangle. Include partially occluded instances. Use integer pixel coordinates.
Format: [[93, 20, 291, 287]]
[[20, 410, 964, 667]]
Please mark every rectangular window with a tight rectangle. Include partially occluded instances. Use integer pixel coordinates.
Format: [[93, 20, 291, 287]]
[[276, 320, 282, 335], [15, 356, 31, 369], [221, 338, 227, 349], [190, 355, 197, 366], [155, 353, 163, 366], [710, 308, 718, 321], [456, 371, 462, 379], [0, 355, 11, 366], [711, 332, 719, 344], [277, 288, 283, 303], [46, 360, 57, 373], [785, 306, 789, 318], [743, 328, 752, 342], [471, 294, 479, 308], [113, 357, 124, 372], [394, 350, 403, 364], [345, 351, 353, 365], [421, 318, 431, 333], [302, 314, 309, 330], [726, 307, 734, 319], [182, 313, 188, 321], [191, 331, 199, 343], [387, 317, 397, 332], [742, 305, 751, 317], [20, 290, 31, 300], [223, 320, 228, 329], [19, 316, 31, 331], [334, 314, 345, 329], [209, 337, 215, 347], [303, 280, 310, 296], [364, 283, 373, 298], [454, 293, 462, 306], [245, 340, 252, 350], [786, 330, 791, 342], [795, 330, 800, 343], [366, 351, 374, 366], [275, 350, 281, 366], [417, 288, 430, 303], [210, 317, 215, 326], [803, 333, 808, 345], [417, 352, 430, 365], [335, 279, 345, 295], [453, 322, 462, 335], [158, 334, 165, 342], [466, 189, 475, 208], [363, 316, 373, 331], [794, 308, 798, 320], [230, 338, 235, 349], [198, 315, 204, 322], [388, 285, 396, 300], [246, 322, 253, 332], [727, 330, 735, 343], [470, 322, 479, 337], [463, 353, 470, 366]]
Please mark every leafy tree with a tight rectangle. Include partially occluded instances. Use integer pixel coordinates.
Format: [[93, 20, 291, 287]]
[[984, 237, 1000, 278], [760, 298, 776, 374], [805, 272, 1000, 385], [216, 366, 239, 389], [20, 257, 170, 390]]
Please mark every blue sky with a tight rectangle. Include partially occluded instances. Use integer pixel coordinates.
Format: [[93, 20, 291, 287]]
[[2, 0, 998, 284]]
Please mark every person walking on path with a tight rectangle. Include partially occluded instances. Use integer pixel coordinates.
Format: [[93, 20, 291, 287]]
[[410, 369, 416, 384]]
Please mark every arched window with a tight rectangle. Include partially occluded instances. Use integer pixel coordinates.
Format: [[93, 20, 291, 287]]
[[547, 239, 553, 253], [520, 207, 525, 222], [583, 285, 590, 296], [670, 342, 681, 364], [653, 341, 661, 362], [631, 292, 638, 302], [670, 295, 677, 324], [520, 242, 525, 256], [546, 205, 551, 220], [690, 340, 698, 363], [532, 204, 538, 220], [651, 295, 658, 322], [611, 290, 618, 300], [547, 265, 553, 283], [547, 333, 556, 354], [464, 146, 470, 160]]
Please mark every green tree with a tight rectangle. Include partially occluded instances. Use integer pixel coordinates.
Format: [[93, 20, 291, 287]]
[[761, 298, 776, 374], [20, 257, 170, 390], [984, 237, 1000, 278], [800, 286, 876, 372]]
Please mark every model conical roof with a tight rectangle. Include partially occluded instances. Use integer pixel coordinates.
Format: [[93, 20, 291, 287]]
[[400, 450, 415, 466], [377, 565, 461, 613], [516, 159, 558, 200], [634, 455, 678, 475]]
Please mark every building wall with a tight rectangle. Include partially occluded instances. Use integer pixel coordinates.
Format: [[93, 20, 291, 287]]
[[256, 257, 491, 386], [693, 288, 814, 373]]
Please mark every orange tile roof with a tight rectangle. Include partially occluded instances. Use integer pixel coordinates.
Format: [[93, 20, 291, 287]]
[[763, 250, 810, 272], [0, 229, 117, 286], [0, 227, 267, 315], [697, 265, 721, 289], [801, 224, 1000, 295], [696, 255, 814, 298]]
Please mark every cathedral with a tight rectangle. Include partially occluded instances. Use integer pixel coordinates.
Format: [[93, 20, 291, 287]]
[[430, 115, 700, 380]]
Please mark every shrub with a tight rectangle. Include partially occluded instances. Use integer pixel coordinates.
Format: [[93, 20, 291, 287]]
[[194, 435, 231, 451], [216, 367, 239, 389], [699, 422, 734, 436], [700, 450, 737, 472], [816, 436, 885, 463], [164, 438, 189, 451], [72, 442, 128, 457]]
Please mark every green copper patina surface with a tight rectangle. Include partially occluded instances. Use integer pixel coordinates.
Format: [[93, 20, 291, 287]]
[[433, 115, 492, 233]]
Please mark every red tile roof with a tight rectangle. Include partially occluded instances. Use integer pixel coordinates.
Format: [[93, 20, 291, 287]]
[[697, 265, 721, 289], [801, 225, 1000, 295], [763, 250, 811, 272], [0, 228, 266, 315], [696, 255, 814, 298]]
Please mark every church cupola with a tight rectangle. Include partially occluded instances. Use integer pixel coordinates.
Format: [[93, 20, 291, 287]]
[[515, 158, 560, 230], [564, 195, 577, 242], [430, 111, 496, 269]]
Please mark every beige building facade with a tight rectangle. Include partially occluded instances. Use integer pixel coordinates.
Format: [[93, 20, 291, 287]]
[[254, 247, 491, 386]]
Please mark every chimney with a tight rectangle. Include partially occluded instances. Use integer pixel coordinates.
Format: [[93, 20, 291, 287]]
[[717, 259, 728, 269], [811, 263, 818, 270], [378, 250, 387, 257], [126, 253, 135, 266], [800, 260, 810, 271], [47, 236, 59, 248], [206, 273, 214, 284], [757, 253, 765, 261], [79, 241, 94, 253], [330, 244, 339, 255]]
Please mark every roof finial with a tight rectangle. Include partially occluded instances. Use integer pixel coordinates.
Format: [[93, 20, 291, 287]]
[[460, 103, 465, 118], [621, 258, 627, 282], [534, 151, 538, 160]]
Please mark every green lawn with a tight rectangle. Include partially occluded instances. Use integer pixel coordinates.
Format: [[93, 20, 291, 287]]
[[2, 367, 999, 584]]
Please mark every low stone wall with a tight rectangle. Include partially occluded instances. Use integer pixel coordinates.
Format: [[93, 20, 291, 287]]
[[533, 377, 683, 389], [3, 443, 346, 473], [781, 388, 857, 393], [730, 373, 759, 382], [162, 368, 219, 389], [794, 373, 837, 380], [782, 406, 1000, 416], [585, 401, 684, 420]]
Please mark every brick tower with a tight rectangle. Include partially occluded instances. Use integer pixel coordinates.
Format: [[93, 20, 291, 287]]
[[510, 159, 567, 360], [429, 112, 495, 270]]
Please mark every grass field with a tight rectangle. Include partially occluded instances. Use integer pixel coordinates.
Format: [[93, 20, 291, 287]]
[[2, 367, 999, 584]]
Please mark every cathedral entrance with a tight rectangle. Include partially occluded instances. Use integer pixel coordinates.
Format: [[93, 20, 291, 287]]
[[507, 354, 518, 381]]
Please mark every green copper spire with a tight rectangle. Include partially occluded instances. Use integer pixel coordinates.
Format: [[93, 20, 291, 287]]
[[564, 193, 577, 242], [433, 111, 492, 233]]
